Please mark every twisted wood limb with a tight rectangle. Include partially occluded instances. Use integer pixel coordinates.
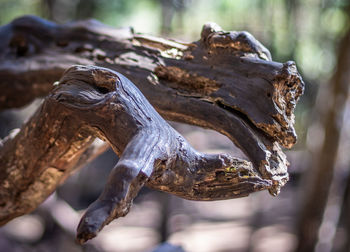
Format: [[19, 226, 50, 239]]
[[0, 17, 303, 150], [0, 16, 304, 193], [0, 66, 271, 243], [0, 16, 305, 243]]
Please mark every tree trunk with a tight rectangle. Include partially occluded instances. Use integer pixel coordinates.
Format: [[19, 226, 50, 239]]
[[296, 16, 350, 252], [0, 16, 304, 243]]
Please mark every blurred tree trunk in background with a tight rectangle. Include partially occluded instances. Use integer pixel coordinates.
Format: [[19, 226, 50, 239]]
[[285, 0, 299, 59], [160, 0, 189, 35], [43, 0, 97, 23], [43, 0, 76, 23], [340, 173, 350, 251], [296, 5, 350, 252], [75, 0, 97, 20]]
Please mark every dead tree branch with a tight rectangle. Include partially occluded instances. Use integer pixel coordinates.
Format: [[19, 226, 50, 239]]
[[1, 65, 270, 243], [0, 16, 304, 243]]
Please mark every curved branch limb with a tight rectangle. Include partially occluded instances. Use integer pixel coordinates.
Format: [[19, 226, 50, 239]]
[[0, 66, 275, 243], [0, 16, 305, 243], [62, 67, 272, 243], [0, 16, 304, 195], [76, 129, 272, 243], [0, 16, 304, 150], [76, 131, 161, 243]]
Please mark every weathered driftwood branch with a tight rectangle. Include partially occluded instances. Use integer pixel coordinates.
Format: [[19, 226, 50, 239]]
[[1, 66, 270, 243], [0, 16, 304, 243], [0, 16, 304, 189]]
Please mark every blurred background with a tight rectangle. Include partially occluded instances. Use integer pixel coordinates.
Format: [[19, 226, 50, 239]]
[[1, 0, 350, 251]]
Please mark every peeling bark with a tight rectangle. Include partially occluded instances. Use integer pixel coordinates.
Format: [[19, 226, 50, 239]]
[[0, 16, 304, 243]]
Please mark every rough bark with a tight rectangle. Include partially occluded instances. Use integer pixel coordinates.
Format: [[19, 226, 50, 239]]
[[0, 65, 270, 243], [0, 16, 304, 243]]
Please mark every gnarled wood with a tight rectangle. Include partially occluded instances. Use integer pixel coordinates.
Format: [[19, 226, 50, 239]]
[[0, 66, 271, 243], [0, 16, 304, 243], [0, 16, 304, 193]]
